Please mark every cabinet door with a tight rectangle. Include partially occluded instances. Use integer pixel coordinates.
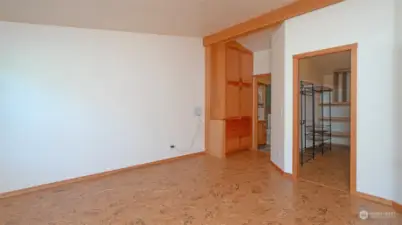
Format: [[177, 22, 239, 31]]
[[240, 52, 253, 84], [226, 137, 240, 153], [239, 136, 252, 150], [240, 85, 253, 117], [239, 118, 252, 150], [226, 47, 240, 82], [226, 84, 240, 118], [226, 119, 240, 153]]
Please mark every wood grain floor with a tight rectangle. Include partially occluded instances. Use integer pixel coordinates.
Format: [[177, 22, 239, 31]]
[[300, 147, 350, 191], [0, 151, 400, 225]]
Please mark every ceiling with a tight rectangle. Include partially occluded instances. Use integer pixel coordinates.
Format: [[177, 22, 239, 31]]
[[307, 51, 352, 75], [237, 28, 275, 52], [0, 0, 295, 37]]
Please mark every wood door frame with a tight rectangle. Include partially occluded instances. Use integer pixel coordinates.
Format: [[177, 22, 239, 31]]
[[252, 73, 271, 150], [292, 43, 358, 193]]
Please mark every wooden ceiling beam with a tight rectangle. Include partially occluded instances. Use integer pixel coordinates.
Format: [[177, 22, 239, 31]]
[[203, 0, 344, 46]]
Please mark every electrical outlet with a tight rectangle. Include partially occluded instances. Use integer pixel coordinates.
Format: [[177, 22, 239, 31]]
[[194, 107, 202, 117]]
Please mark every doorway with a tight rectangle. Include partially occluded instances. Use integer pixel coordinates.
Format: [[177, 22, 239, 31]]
[[235, 27, 276, 153], [292, 44, 357, 193], [253, 73, 271, 152]]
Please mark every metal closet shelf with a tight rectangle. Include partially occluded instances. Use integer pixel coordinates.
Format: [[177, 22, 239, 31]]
[[299, 81, 333, 166]]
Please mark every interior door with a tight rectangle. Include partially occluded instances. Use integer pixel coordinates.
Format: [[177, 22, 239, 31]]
[[258, 121, 267, 145]]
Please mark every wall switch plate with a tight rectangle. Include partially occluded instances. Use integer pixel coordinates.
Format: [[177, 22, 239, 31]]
[[194, 107, 202, 117]]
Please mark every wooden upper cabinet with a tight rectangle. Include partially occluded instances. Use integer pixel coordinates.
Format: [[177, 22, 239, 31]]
[[240, 52, 253, 84], [240, 85, 253, 117], [226, 47, 240, 82], [226, 84, 240, 118], [224, 42, 253, 120]]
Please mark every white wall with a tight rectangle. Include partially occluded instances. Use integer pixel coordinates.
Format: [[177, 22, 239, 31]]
[[253, 49, 271, 75], [281, 0, 396, 200], [270, 24, 285, 169], [0, 22, 205, 194], [395, 0, 402, 205], [323, 74, 334, 88]]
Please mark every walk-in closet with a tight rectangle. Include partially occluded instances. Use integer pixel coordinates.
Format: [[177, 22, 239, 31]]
[[298, 51, 351, 191]]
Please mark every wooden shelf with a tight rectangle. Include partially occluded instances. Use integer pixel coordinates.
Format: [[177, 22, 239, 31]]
[[332, 132, 350, 138], [320, 102, 350, 106], [320, 117, 349, 122]]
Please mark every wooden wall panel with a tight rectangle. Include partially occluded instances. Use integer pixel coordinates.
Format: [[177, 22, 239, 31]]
[[210, 43, 226, 120], [208, 120, 226, 158], [205, 46, 212, 153]]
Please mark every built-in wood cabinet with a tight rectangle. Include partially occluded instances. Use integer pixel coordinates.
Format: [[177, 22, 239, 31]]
[[226, 84, 240, 118], [226, 118, 252, 154], [207, 41, 253, 156], [241, 53, 253, 84], [226, 47, 240, 82], [226, 119, 240, 153], [240, 87, 252, 117]]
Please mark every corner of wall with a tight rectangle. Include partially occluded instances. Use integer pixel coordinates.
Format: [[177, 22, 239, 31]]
[[394, 0, 402, 205], [253, 49, 272, 75], [270, 22, 287, 172]]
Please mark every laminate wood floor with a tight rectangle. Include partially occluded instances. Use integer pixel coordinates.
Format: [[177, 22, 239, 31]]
[[300, 147, 350, 191], [0, 151, 400, 225]]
